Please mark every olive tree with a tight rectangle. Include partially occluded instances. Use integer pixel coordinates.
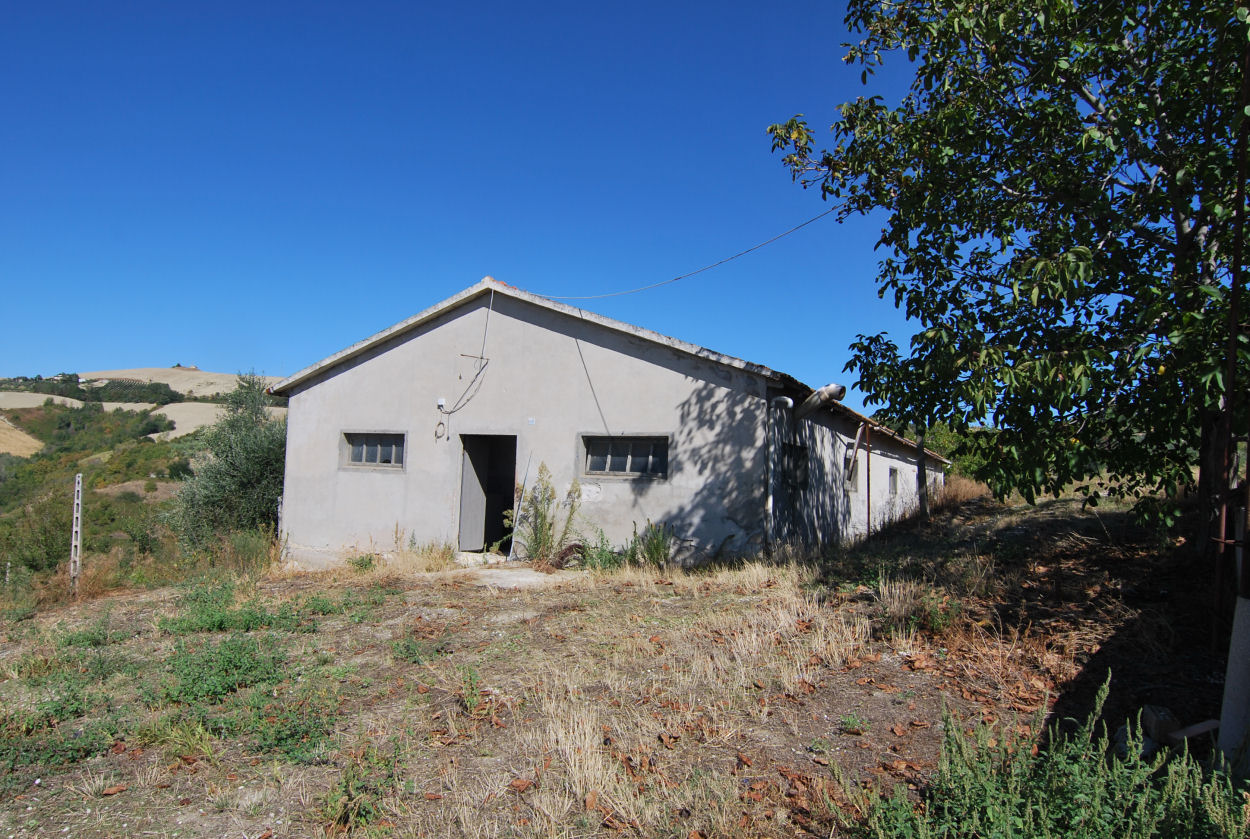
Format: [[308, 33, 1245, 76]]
[[167, 373, 286, 550]]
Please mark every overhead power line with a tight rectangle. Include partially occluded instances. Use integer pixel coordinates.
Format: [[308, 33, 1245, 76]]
[[537, 206, 838, 301]]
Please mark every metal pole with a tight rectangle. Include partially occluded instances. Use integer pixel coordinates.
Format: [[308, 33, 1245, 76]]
[[866, 426, 873, 537], [69, 473, 82, 597]]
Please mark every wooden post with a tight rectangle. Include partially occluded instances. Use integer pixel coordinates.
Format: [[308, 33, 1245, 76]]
[[69, 473, 82, 597]]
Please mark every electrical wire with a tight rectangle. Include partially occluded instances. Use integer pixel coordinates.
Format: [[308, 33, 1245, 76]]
[[439, 288, 494, 416], [536, 207, 838, 301]]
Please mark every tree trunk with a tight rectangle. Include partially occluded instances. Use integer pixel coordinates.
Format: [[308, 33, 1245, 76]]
[[1198, 406, 1227, 557], [1199, 405, 1235, 647], [917, 429, 930, 521]]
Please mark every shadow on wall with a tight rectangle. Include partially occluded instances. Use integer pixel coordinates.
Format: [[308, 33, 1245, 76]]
[[772, 403, 852, 551], [609, 379, 768, 563], [616, 382, 855, 563]]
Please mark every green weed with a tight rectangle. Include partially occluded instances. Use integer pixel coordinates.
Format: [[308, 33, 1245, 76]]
[[159, 580, 304, 634], [164, 633, 286, 704], [624, 520, 675, 568], [236, 684, 339, 763], [322, 741, 402, 831], [838, 713, 870, 735], [854, 680, 1250, 838], [347, 553, 378, 572], [58, 615, 124, 648], [579, 528, 623, 570], [391, 634, 448, 665]]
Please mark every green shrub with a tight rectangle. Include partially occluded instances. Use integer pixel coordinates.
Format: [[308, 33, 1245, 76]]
[[165, 634, 286, 704], [165, 373, 286, 551], [856, 680, 1250, 838], [0, 490, 71, 572]]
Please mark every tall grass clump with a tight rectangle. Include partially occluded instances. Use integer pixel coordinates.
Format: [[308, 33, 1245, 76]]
[[855, 680, 1250, 838], [165, 373, 285, 552], [507, 463, 579, 565], [623, 520, 675, 568]]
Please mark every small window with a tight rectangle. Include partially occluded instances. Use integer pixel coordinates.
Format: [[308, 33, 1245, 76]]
[[888, 467, 899, 495], [344, 432, 405, 467], [584, 436, 667, 478], [783, 442, 808, 488]]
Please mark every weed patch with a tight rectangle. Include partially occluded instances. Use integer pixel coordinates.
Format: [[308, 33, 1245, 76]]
[[855, 681, 1250, 838], [160, 580, 305, 634], [321, 741, 402, 832], [164, 633, 286, 704], [235, 684, 339, 763]]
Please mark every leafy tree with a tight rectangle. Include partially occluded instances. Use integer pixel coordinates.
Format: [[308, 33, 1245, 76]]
[[167, 373, 286, 549], [770, 0, 1250, 533]]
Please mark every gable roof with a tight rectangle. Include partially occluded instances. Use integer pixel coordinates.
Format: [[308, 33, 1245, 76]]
[[270, 277, 949, 464]]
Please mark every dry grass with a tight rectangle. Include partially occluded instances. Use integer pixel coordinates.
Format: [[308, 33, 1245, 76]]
[[933, 474, 991, 510], [2, 493, 1201, 838]]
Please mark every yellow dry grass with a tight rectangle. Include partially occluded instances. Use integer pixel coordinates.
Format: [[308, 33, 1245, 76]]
[[0, 414, 42, 457]]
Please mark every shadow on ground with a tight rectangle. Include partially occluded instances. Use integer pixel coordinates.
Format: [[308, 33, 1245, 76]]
[[818, 493, 1227, 749]]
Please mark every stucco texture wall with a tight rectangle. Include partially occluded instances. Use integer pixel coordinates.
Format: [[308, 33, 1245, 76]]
[[279, 293, 771, 564]]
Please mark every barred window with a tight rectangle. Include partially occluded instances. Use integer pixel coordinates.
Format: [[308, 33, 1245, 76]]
[[584, 436, 668, 478], [344, 432, 405, 467]]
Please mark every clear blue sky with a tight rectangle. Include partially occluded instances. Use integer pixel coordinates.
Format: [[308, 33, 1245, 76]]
[[1, 0, 917, 412]]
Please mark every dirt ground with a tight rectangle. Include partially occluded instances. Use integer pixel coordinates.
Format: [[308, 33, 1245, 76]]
[[0, 495, 1227, 838]]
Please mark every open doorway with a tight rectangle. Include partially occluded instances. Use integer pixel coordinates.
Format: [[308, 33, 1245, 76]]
[[458, 435, 517, 553]]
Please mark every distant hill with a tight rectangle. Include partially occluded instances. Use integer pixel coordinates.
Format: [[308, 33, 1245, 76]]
[[0, 368, 287, 454], [78, 367, 283, 398]]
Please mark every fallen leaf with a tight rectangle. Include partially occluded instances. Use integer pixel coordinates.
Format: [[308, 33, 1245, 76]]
[[101, 784, 127, 796], [890, 724, 908, 737], [509, 778, 535, 793], [910, 720, 931, 729], [811, 755, 829, 766], [585, 790, 599, 811], [417, 684, 430, 694], [424, 792, 444, 800], [735, 751, 753, 768]]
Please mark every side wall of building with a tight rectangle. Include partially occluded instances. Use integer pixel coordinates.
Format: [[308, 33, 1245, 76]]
[[767, 405, 947, 548], [280, 293, 772, 566]]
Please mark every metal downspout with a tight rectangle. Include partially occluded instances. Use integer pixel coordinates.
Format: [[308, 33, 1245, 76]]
[[866, 426, 872, 537]]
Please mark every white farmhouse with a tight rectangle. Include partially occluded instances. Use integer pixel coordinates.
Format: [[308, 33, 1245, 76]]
[[270, 278, 946, 567]]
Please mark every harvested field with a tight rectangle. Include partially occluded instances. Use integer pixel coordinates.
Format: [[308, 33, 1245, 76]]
[[79, 368, 282, 398], [0, 415, 42, 457], [151, 402, 286, 439]]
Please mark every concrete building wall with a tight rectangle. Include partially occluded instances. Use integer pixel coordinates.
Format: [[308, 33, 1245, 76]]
[[765, 405, 945, 549], [280, 293, 772, 565]]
